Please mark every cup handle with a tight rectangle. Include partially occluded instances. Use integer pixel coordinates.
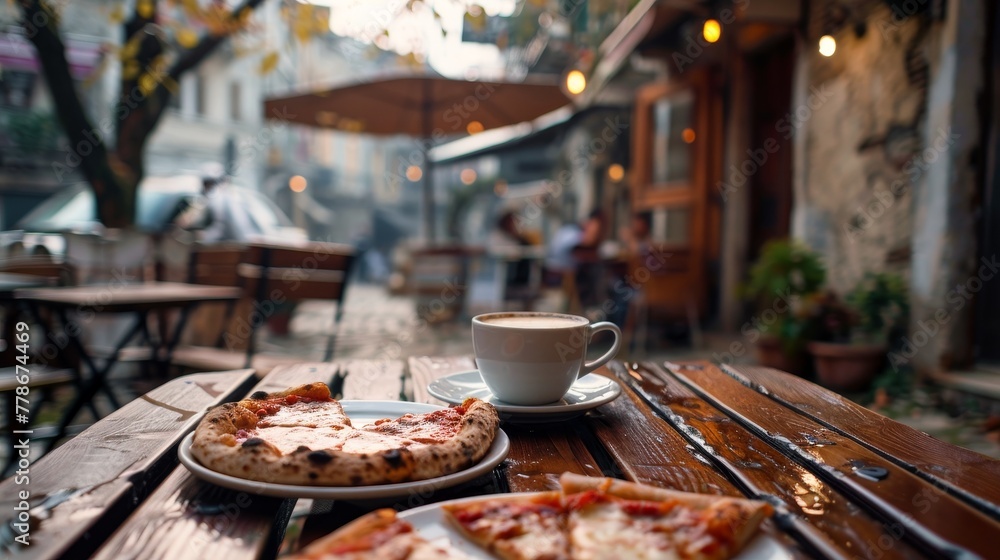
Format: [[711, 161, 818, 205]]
[[580, 321, 622, 376]]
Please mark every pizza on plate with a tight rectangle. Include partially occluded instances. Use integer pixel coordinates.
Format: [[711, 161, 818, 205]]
[[189, 382, 500, 486], [297, 473, 774, 560], [296, 508, 471, 560]]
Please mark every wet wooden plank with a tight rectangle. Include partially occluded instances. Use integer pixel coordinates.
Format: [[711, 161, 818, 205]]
[[254, 362, 343, 394], [589, 364, 739, 496], [726, 364, 1000, 517], [666, 361, 1000, 559], [408, 356, 603, 492], [408, 355, 471, 405], [92, 467, 294, 560], [253, 360, 404, 401], [340, 359, 404, 401], [0, 370, 256, 560], [624, 362, 923, 560]]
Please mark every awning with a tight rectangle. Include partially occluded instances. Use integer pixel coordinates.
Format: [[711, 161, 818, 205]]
[[0, 33, 103, 79], [430, 105, 625, 165], [429, 106, 574, 164]]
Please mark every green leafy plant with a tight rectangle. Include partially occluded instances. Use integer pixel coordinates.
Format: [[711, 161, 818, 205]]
[[744, 240, 826, 302], [845, 272, 909, 344], [743, 239, 826, 352], [810, 272, 908, 345]]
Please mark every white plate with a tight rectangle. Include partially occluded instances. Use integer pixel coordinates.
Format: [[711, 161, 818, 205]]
[[399, 493, 792, 559], [177, 400, 510, 500], [427, 371, 622, 423]]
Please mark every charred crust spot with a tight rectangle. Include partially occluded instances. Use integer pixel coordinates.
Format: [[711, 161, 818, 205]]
[[307, 450, 334, 464], [250, 391, 269, 400], [303, 384, 314, 390], [209, 417, 220, 424], [308, 472, 318, 480], [350, 475, 363, 485], [383, 449, 404, 467], [296, 445, 311, 453], [242, 437, 265, 448]]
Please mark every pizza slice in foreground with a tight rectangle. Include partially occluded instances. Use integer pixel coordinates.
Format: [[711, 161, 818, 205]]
[[441, 492, 570, 560], [559, 473, 774, 560], [294, 508, 471, 560]]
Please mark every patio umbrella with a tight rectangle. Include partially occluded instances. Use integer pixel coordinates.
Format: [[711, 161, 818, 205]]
[[263, 74, 570, 241]]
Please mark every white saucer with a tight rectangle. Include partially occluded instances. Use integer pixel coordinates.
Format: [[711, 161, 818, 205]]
[[427, 371, 622, 423], [178, 401, 510, 500]]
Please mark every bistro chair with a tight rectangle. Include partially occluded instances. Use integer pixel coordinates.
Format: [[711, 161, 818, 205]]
[[170, 242, 355, 377], [624, 245, 702, 357]]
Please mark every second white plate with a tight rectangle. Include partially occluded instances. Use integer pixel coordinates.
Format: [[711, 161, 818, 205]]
[[178, 400, 510, 500], [399, 493, 791, 559], [427, 371, 622, 423]]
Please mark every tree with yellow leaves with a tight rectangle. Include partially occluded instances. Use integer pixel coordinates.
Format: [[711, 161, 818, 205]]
[[14, 0, 318, 227]]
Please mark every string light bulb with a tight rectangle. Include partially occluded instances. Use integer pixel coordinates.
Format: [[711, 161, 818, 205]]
[[702, 19, 721, 43], [566, 70, 586, 95]]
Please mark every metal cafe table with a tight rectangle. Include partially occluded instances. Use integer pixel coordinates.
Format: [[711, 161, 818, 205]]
[[1, 358, 998, 559], [13, 281, 241, 449]]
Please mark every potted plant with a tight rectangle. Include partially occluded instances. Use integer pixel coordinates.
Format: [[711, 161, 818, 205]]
[[743, 240, 826, 375], [808, 273, 908, 391]]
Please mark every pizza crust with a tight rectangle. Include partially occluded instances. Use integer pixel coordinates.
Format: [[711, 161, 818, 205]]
[[190, 383, 499, 486]]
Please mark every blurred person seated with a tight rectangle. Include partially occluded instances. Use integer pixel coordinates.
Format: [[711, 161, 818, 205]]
[[544, 209, 609, 311], [608, 212, 653, 327], [490, 210, 533, 289]]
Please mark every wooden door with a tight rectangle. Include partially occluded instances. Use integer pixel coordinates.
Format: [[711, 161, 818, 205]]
[[747, 38, 795, 261], [631, 70, 720, 317]]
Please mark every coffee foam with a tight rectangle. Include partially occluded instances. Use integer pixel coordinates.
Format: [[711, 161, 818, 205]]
[[480, 315, 587, 329]]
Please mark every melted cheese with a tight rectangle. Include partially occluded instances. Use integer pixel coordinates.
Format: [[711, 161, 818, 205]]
[[570, 502, 679, 560], [365, 408, 463, 444], [257, 400, 350, 428], [339, 430, 415, 455], [254, 426, 352, 455]]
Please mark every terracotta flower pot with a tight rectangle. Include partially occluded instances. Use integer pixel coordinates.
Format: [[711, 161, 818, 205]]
[[754, 335, 808, 376], [807, 341, 886, 392]]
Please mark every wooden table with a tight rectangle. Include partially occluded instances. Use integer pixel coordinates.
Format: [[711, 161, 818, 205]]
[[14, 282, 241, 448], [2, 359, 999, 559]]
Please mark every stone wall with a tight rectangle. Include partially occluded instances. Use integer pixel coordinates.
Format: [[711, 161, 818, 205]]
[[791, 0, 934, 292], [791, 0, 988, 373]]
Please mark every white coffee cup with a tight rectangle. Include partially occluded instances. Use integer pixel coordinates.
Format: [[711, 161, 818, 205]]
[[471, 312, 622, 405]]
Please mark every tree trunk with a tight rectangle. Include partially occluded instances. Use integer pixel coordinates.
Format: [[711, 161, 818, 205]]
[[18, 0, 266, 228]]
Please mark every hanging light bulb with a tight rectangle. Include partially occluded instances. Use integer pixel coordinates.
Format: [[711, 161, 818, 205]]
[[818, 35, 837, 57], [565, 70, 586, 95], [703, 19, 722, 43]]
